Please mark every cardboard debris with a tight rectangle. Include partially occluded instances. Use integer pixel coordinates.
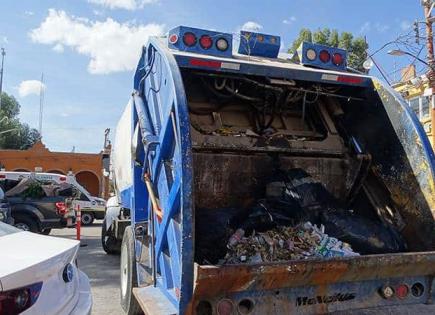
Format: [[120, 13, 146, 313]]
[[222, 222, 359, 264]]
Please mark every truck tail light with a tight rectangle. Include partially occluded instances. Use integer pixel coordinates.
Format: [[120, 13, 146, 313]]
[[216, 38, 229, 51], [332, 52, 344, 66], [396, 284, 409, 299], [55, 202, 67, 215], [306, 48, 317, 61], [168, 34, 178, 44], [200, 35, 213, 49], [238, 299, 255, 314], [380, 285, 395, 299], [319, 50, 331, 63], [183, 32, 197, 47], [217, 299, 234, 315], [59, 176, 66, 181], [0, 282, 43, 314]]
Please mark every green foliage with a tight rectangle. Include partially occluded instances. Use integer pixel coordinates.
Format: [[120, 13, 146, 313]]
[[0, 92, 41, 150], [21, 182, 45, 199], [290, 28, 369, 72]]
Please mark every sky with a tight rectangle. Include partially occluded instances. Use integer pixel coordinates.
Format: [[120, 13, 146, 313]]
[[0, 0, 427, 153]]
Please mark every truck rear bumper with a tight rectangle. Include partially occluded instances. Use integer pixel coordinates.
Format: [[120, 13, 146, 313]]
[[188, 252, 435, 315], [332, 303, 435, 314]]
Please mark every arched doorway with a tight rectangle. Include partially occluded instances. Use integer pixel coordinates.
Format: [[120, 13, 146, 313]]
[[12, 169, 31, 172], [47, 169, 66, 175], [76, 171, 100, 196]]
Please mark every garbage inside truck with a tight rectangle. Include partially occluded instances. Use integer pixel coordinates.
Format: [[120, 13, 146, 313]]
[[187, 69, 433, 267]]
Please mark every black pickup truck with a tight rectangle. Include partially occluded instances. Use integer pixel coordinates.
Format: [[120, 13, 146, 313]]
[[8, 195, 70, 234], [1, 178, 74, 234]]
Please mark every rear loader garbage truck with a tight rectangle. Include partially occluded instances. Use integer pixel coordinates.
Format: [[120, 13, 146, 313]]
[[102, 26, 435, 315]]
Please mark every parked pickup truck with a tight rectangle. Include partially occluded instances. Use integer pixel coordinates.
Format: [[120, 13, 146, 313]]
[[0, 176, 75, 234], [0, 171, 106, 225], [104, 25, 435, 315]]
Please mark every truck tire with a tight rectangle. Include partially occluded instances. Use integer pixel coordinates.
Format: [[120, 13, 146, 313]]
[[81, 212, 95, 225], [41, 228, 51, 235], [120, 226, 142, 315], [101, 218, 120, 255], [13, 214, 40, 233]]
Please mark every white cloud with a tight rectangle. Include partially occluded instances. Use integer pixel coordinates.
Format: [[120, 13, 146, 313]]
[[360, 21, 371, 34], [53, 43, 64, 53], [29, 9, 164, 74], [1, 36, 8, 44], [25, 11, 34, 16], [87, 0, 157, 10], [241, 21, 263, 32], [401, 20, 412, 31], [375, 23, 390, 33], [18, 80, 45, 98], [359, 21, 390, 34], [282, 17, 296, 25]]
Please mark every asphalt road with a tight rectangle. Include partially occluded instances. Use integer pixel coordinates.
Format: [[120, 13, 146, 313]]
[[52, 221, 124, 315]]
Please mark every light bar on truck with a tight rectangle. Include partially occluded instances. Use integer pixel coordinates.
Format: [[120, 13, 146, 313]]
[[238, 30, 281, 58], [168, 26, 233, 58], [297, 41, 348, 71]]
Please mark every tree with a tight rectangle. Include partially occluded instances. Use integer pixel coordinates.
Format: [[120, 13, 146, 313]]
[[0, 92, 41, 150], [290, 28, 369, 72]]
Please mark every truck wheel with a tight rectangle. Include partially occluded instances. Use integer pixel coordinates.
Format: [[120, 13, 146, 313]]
[[101, 218, 120, 255], [81, 212, 95, 225], [13, 215, 40, 233], [120, 226, 142, 315], [41, 228, 51, 235]]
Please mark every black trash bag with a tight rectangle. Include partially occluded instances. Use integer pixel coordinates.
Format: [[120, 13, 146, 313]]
[[321, 211, 407, 255], [265, 168, 340, 223], [195, 207, 240, 264], [235, 200, 301, 234]]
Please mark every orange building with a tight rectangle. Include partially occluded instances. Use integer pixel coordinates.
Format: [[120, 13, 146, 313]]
[[0, 141, 110, 198]]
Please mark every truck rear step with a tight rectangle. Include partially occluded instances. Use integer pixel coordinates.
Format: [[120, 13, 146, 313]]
[[133, 286, 178, 315]]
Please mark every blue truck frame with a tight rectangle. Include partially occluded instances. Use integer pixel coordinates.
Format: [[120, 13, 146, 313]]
[[114, 34, 435, 315]]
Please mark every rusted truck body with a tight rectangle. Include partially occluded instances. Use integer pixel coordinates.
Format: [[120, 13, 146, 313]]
[[112, 26, 435, 314]]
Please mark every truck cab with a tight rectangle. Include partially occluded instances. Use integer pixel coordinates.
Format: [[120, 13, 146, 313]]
[[108, 26, 435, 315]]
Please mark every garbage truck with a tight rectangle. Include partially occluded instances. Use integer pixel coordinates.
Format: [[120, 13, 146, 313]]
[[102, 25, 435, 314]]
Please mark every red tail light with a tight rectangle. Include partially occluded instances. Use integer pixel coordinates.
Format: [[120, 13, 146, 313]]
[[183, 32, 197, 47], [319, 50, 331, 63], [55, 202, 67, 215], [59, 176, 66, 181], [0, 174, 5, 179], [396, 284, 409, 299], [332, 53, 344, 66], [217, 299, 234, 315], [200, 35, 213, 49], [0, 282, 42, 314], [168, 34, 178, 44]]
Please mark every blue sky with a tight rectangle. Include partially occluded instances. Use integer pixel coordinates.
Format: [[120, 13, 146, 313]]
[[0, 0, 426, 152]]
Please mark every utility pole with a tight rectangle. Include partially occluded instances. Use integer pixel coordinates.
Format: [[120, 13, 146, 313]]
[[0, 48, 5, 110], [422, 0, 435, 145]]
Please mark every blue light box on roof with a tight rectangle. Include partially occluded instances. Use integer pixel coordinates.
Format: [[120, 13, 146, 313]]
[[238, 30, 281, 58]]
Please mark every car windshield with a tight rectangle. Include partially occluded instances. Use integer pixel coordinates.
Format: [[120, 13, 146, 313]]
[[0, 221, 20, 236]]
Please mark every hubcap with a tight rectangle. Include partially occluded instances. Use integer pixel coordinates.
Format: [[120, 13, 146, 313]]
[[120, 245, 128, 297], [14, 223, 30, 231], [82, 214, 92, 224]]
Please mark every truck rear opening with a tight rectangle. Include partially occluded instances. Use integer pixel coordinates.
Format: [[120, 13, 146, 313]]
[[179, 68, 435, 313]]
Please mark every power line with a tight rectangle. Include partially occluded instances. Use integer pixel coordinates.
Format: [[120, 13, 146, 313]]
[[0, 48, 5, 110]]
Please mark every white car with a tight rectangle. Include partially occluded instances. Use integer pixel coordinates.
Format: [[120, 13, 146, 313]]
[[0, 222, 92, 314]]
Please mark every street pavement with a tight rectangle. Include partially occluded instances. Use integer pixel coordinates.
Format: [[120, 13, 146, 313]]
[[51, 221, 124, 315]]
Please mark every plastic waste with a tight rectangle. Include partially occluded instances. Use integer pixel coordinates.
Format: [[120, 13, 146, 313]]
[[321, 211, 406, 254]]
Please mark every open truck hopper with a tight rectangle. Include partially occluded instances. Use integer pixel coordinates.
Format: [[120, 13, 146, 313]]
[[110, 26, 435, 315]]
